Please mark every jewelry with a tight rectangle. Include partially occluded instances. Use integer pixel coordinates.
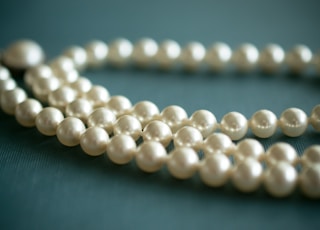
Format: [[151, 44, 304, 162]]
[[0, 38, 320, 199]]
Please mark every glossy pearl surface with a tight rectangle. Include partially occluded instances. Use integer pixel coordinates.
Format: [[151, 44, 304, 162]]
[[232, 43, 259, 72], [155, 40, 181, 69], [131, 101, 159, 127], [301, 145, 320, 166], [80, 127, 109, 156], [259, 44, 285, 73], [249, 110, 277, 138], [113, 115, 142, 140], [286, 44, 312, 73], [161, 105, 188, 133], [279, 108, 308, 137], [220, 112, 248, 140], [300, 164, 320, 198], [189, 110, 217, 138], [108, 38, 133, 66], [142, 120, 173, 147], [174, 126, 203, 150], [1, 88, 27, 115], [235, 138, 265, 162], [179, 42, 206, 70], [87, 108, 116, 134], [132, 38, 158, 67], [310, 104, 320, 131], [56, 117, 86, 147], [266, 142, 298, 166], [106, 134, 136, 164], [85, 40, 108, 67], [203, 133, 234, 155], [15, 99, 43, 127], [205, 42, 232, 71], [35, 107, 64, 136]]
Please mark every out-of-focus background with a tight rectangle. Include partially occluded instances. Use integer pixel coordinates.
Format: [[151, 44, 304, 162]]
[[0, 0, 320, 229]]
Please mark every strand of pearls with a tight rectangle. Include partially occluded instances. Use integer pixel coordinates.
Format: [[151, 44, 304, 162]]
[[0, 39, 320, 199]]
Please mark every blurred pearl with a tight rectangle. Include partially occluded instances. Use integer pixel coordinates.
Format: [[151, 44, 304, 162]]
[[106, 134, 136, 165], [249, 109, 277, 138], [235, 138, 265, 162], [204, 42, 232, 71], [80, 126, 109, 156], [85, 40, 108, 67], [300, 164, 320, 199], [85, 85, 110, 107], [106, 95, 132, 117], [48, 86, 77, 111], [160, 105, 188, 133], [53, 67, 79, 84], [301, 145, 320, 166], [232, 158, 263, 192], [132, 38, 158, 67], [1, 88, 27, 115], [108, 38, 133, 67], [35, 107, 64, 136], [279, 108, 308, 137], [142, 120, 172, 147], [113, 115, 142, 141], [0, 78, 16, 93], [314, 53, 320, 74], [220, 112, 248, 140], [174, 126, 203, 150], [286, 44, 312, 73], [32, 77, 60, 102], [266, 142, 298, 166], [136, 141, 167, 173], [65, 98, 93, 122], [199, 153, 231, 187], [49, 56, 75, 73], [189, 110, 217, 138], [64, 46, 88, 70], [2, 40, 44, 69], [131, 101, 159, 127], [15, 99, 43, 127], [310, 104, 320, 131], [259, 44, 285, 73], [24, 64, 53, 89], [232, 43, 259, 72], [56, 117, 86, 146], [0, 65, 10, 80], [69, 77, 92, 96], [87, 108, 116, 134], [179, 42, 206, 70], [203, 133, 235, 155], [264, 162, 297, 197], [155, 40, 181, 69], [167, 147, 199, 179]]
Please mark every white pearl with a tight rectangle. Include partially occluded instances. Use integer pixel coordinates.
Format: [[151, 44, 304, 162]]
[[106, 134, 136, 165], [199, 153, 231, 187], [132, 38, 158, 67], [15, 99, 43, 127], [266, 142, 298, 166], [179, 42, 206, 70], [220, 112, 248, 141], [189, 110, 218, 138], [108, 38, 133, 67], [85, 85, 110, 107], [0, 65, 10, 80], [49, 56, 75, 73], [24, 64, 53, 89], [1, 88, 27, 115], [264, 162, 297, 197], [232, 43, 259, 72], [85, 40, 108, 67], [2, 40, 44, 69], [310, 104, 320, 131], [106, 95, 132, 117], [65, 98, 93, 122], [301, 145, 320, 166], [69, 77, 92, 96], [231, 158, 263, 192], [259, 44, 285, 73], [204, 42, 232, 71], [0, 78, 16, 93], [167, 147, 199, 179], [56, 117, 86, 147], [174, 126, 203, 150], [286, 44, 312, 73], [249, 109, 277, 138], [131, 101, 159, 127], [136, 141, 167, 173], [160, 105, 188, 133], [203, 133, 235, 155], [35, 107, 64, 136], [113, 115, 142, 141], [48, 86, 77, 111], [54, 67, 79, 84], [87, 108, 116, 134], [279, 108, 308, 137], [32, 77, 61, 102], [64, 46, 88, 70], [235, 138, 265, 162], [300, 164, 320, 199], [155, 40, 181, 69], [80, 126, 109, 156], [142, 120, 173, 147]]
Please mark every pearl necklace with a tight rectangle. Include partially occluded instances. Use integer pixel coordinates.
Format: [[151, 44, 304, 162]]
[[0, 39, 320, 199]]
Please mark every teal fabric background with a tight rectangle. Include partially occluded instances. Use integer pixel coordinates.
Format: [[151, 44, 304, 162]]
[[1, 0, 320, 229]]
